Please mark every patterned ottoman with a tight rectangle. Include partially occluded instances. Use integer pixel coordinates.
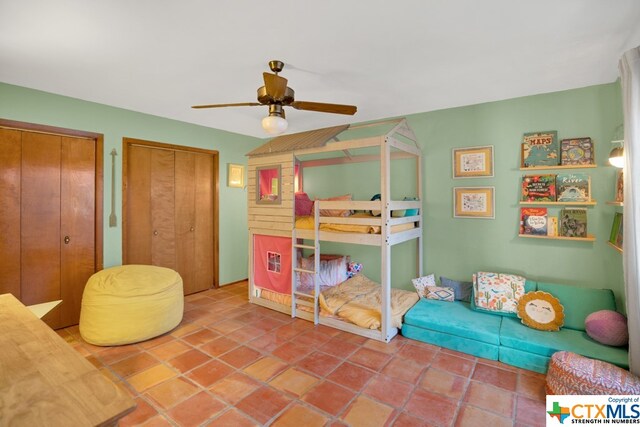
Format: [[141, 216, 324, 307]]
[[80, 265, 184, 346], [546, 351, 640, 395]]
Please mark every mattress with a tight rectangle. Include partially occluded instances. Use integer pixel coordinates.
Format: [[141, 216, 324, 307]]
[[295, 213, 415, 234], [258, 274, 419, 331], [319, 275, 419, 330]]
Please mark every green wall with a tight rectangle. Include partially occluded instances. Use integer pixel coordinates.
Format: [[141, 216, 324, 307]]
[[0, 81, 625, 307], [305, 83, 625, 307], [0, 82, 261, 285]]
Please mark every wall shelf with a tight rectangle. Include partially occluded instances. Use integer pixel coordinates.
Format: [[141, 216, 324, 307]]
[[519, 164, 597, 171], [518, 234, 595, 242], [520, 201, 596, 206], [606, 201, 623, 206]]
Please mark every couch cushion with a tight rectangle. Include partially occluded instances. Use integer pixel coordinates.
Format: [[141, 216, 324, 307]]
[[403, 299, 501, 345], [500, 317, 628, 369], [536, 282, 616, 331], [402, 324, 499, 360]]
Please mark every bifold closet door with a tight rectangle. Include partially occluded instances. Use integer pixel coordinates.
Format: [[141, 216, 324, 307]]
[[0, 130, 96, 329], [175, 151, 214, 294], [126, 145, 176, 268], [0, 128, 21, 298], [125, 142, 215, 295], [21, 132, 62, 325], [60, 136, 96, 326]]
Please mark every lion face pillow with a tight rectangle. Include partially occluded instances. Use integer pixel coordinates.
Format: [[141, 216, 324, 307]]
[[517, 291, 565, 331]]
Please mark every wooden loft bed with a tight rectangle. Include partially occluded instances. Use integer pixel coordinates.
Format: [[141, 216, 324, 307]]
[[246, 118, 423, 342]]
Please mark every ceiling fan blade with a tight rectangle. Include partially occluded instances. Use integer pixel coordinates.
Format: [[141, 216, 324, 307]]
[[263, 72, 288, 99], [290, 101, 357, 115], [191, 102, 261, 109]]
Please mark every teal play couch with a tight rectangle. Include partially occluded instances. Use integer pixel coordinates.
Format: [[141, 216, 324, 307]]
[[401, 281, 629, 373]]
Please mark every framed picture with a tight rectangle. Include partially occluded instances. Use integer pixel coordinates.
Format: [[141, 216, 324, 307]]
[[452, 145, 494, 178], [227, 163, 245, 188], [453, 186, 495, 219]]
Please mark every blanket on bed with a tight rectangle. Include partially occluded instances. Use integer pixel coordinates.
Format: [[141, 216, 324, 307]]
[[318, 274, 419, 330], [295, 213, 415, 234]]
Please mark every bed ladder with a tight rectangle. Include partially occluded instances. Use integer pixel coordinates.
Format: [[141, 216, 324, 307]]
[[291, 203, 320, 324]]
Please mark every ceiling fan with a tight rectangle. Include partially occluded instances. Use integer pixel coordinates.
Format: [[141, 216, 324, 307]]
[[192, 60, 357, 135]]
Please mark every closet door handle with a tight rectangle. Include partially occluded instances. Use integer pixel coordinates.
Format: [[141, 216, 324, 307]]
[[153, 230, 159, 236], [64, 236, 70, 244], [190, 227, 194, 232]]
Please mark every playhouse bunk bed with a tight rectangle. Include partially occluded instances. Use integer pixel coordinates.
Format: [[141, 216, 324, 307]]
[[247, 118, 423, 342]]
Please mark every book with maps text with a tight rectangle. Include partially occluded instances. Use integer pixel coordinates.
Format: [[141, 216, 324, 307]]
[[521, 131, 559, 167]]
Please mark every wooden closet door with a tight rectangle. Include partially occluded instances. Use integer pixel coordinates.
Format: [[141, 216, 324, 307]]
[[194, 152, 214, 293], [21, 131, 62, 326], [0, 128, 21, 297], [175, 152, 196, 293], [126, 145, 153, 264], [150, 149, 176, 268], [60, 136, 96, 326]]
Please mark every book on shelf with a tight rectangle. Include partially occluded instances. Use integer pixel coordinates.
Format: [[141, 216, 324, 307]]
[[615, 170, 624, 203], [520, 207, 548, 235], [521, 131, 559, 167], [560, 208, 587, 238], [522, 174, 556, 202], [556, 173, 591, 202], [560, 137, 595, 166], [548, 216, 558, 237], [609, 212, 623, 249]]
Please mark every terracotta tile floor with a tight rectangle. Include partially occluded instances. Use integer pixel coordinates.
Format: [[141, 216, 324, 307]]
[[58, 281, 547, 426]]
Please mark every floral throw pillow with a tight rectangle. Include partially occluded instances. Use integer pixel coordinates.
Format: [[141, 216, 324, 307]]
[[425, 286, 455, 302], [473, 271, 526, 314], [411, 274, 436, 298]]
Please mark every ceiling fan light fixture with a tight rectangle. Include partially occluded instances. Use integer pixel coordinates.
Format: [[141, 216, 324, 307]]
[[262, 104, 288, 135]]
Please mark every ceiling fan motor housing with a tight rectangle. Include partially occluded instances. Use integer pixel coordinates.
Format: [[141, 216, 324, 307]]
[[257, 86, 295, 105]]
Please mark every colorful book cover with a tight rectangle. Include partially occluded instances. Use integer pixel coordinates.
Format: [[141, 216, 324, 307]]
[[560, 208, 587, 238], [520, 207, 548, 235], [615, 170, 624, 203], [560, 137, 594, 166], [609, 212, 623, 248], [521, 174, 556, 202], [556, 173, 591, 202], [547, 216, 558, 236], [521, 131, 559, 167]]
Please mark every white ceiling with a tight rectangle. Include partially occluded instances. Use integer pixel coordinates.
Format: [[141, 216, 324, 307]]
[[2, 1, 640, 138]]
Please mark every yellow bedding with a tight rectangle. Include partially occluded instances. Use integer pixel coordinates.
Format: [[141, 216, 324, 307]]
[[295, 213, 415, 234], [318, 274, 419, 330]]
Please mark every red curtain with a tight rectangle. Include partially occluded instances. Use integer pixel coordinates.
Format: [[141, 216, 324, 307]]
[[253, 234, 292, 294]]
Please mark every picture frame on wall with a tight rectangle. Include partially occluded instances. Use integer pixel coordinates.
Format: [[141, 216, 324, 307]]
[[452, 145, 494, 178], [227, 163, 245, 188], [453, 186, 495, 219]]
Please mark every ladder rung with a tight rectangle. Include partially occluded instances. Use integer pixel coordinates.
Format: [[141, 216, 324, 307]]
[[294, 291, 316, 299], [294, 268, 315, 274], [295, 299, 315, 307], [293, 244, 316, 250]]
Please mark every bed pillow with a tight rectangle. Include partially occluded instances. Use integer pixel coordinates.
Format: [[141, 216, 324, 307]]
[[424, 286, 455, 302], [319, 194, 352, 217], [299, 254, 349, 288], [440, 276, 472, 302], [295, 192, 314, 216], [472, 271, 526, 315], [411, 274, 436, 298]]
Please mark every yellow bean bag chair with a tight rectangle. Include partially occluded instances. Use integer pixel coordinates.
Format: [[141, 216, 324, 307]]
[[80, 265, 184, 346]]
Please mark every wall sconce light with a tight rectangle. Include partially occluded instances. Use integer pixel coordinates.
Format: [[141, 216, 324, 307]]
[[609, 140, 624, 168]]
